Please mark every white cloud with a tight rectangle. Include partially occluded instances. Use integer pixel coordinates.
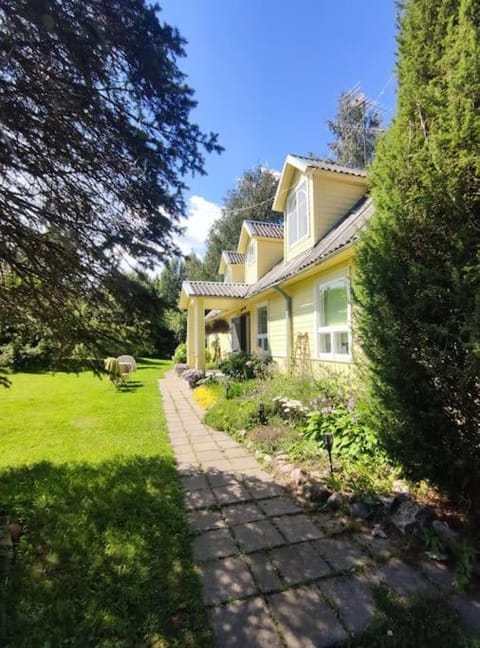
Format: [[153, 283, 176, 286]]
[[178, 195, 222, 258]]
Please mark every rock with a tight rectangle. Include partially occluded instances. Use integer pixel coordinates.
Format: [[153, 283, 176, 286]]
[[391, 500, 435, 535], [262, 454, 273, 465], [372, 524, 388, 539], [326, 492, 344, 511], [392, 479, 410, 495], [289, 468, 306, 485], [277, 463, 295, 476], [307, 482, 332, 504], [351, 501, 372, 519], [432, 520, 459, 545], [274, 452, 289, 461]]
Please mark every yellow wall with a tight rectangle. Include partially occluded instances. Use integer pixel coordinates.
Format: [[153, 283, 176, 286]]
[[225, 263, 245, 283], [257, 239, 283, 279], [312, 174, 366, 243]]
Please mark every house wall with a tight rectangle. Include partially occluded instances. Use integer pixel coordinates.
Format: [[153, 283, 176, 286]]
[[256, 239, 283, 280], [289, 258, 355, 375], [228, 263, 245, 283], [312, 174, 366, 243]]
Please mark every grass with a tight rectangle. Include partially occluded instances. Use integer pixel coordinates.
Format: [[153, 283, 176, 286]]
[[353, 586, 480, 647], [0, 360, 211, 648]]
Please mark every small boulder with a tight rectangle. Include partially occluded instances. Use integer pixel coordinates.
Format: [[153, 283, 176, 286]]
[[306, 482, 332, 504], [391, 500, 435, 535], [326, 492, 344, 511], [432, 520, 459, 545], [289, 468, 307, 486], [351, 501, 372, 520]]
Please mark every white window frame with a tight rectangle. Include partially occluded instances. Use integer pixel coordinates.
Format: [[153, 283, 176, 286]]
[[224, 266, 232, 283], [287, 179, 309, 248], [246, 240, 255, 265], [315, 277, 352, 362], [256, 303, 269, 355]]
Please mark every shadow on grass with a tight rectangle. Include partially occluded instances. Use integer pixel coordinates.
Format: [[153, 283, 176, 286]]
[[0, 457, 210, 648]]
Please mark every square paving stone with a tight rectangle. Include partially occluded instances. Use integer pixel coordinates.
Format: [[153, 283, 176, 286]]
[[372, 558, 434, 597], [246, 552, 282, 593], [259, 497, 301, 517], [222, 502, 265, 526], [177, 461, 200, 475], [313, 537, 369, 572], [206, 469, 238, 488], [245, 479, 285, 500], [184, 488, 217, 511], [197, 450, 226, 462], [268, 585, 348, 648], [232, 520, 284, 553], [273, 515, 324, 542], [194, 441, 221, 452], [213, 483, 252, 505], [230, 457, 262, 472], [270, 542, 331, 585], [199, 556, 257, 605], [317, 575, 376, 635], [209, 596, 283, 648], [418, 557, 455, 590], [226, 447, 255, 459], [188, 510, 226, 533], [181, 473, 209, 491], [193, 529, 238, 561]]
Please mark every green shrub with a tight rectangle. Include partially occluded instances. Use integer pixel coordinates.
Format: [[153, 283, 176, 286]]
[[171, 342, 187, 364], [303, 405, 384, 462], [204, 398, 258, 433], [218, 351, 272, 381]]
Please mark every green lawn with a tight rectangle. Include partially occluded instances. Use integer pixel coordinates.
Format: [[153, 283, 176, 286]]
[[0, 360, 211, 647]]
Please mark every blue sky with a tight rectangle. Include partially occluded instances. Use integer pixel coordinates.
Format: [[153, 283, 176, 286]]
[[160, 0, 398, 256]]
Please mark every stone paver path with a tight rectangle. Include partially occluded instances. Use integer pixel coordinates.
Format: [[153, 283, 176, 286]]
[[159, 371, 480, 647]]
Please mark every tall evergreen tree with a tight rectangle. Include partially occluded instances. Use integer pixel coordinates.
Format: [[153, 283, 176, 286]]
[[327, 88, 383, 168], [201, 166, 281, 280], [356, 0, 480, 510], [0, 0, 221, 358]]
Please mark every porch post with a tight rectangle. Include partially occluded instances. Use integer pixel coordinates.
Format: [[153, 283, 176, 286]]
[[194, 297, 205, 370], [187, 301, 195, 367]]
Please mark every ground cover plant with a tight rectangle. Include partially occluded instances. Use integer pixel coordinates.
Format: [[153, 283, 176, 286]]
[[0, 360, 210, 648]]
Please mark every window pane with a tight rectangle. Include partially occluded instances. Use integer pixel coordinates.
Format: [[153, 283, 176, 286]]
[[324, 285, 348, 326], [257, 307, 267, 335], [319, 332, 331, 354], [297, 185, 308, 239], [334, 331, 350, 355]]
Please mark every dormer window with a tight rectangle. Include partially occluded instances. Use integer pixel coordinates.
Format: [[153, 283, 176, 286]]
[[287, 179, 308, 247], [224, 267, 232, 283], [246, 240, 255, 264]]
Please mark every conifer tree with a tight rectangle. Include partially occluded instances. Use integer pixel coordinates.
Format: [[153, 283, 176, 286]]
[[200, 166, 281, 280], [356, 0, 480, 510], [327, 88, 382, 168]]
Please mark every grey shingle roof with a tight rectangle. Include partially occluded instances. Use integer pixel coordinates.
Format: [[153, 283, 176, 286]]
[[244, 220, 284, 239], [246, 197, 373, 297], [291, 155, 367, 178], [182, 281, 248, 299], [222, 251, 246, 265], [182, 198, 372, 306]]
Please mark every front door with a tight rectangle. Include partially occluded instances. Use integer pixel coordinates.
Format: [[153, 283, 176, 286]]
[[231, 313, 250, 353]]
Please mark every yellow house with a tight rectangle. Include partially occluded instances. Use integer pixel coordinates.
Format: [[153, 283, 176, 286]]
[[179, 154, 373, 374]]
